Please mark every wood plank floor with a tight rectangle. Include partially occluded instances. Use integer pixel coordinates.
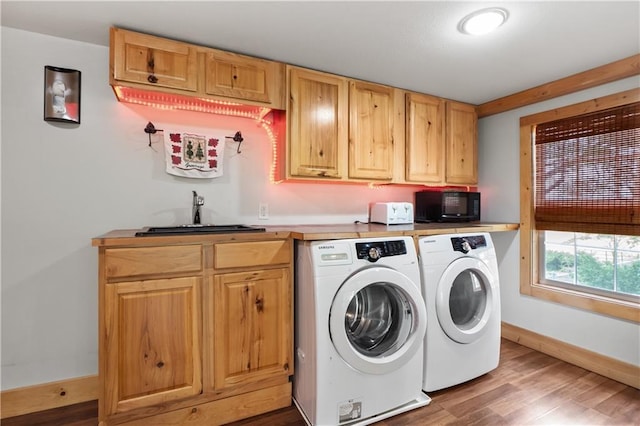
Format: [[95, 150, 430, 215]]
[[3, 339, 639, 425]]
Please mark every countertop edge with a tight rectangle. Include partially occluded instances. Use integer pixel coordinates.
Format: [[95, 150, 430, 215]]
[[92, 223, 519, 247]]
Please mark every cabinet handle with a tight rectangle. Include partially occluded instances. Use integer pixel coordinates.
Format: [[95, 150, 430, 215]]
[[147, 52, 158, 84]]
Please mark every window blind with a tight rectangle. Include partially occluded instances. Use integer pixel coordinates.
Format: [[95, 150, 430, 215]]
[[534, 102, 640, 235]]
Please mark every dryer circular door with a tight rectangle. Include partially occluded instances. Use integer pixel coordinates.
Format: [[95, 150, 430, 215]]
[[435, 257, 496, 344], [329, 267, 427, 375]]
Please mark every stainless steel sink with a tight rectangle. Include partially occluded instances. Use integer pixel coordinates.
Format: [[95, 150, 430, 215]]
[[135, 224, 266, 236]]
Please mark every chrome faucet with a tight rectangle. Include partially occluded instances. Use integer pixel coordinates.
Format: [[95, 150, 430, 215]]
[[192, 191, 204, 225]]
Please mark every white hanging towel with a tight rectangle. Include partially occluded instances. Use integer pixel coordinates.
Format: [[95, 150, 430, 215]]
[[164, 131, 226, 178]]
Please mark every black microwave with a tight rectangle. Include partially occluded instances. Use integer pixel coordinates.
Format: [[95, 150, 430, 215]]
[[414, 191, 481, 222]]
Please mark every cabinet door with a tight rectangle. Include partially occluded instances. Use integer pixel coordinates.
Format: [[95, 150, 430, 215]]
[[349, 80, 395, 181], [211, 268, 292, 390], [446, 101, 478, 185], [205, 51, 284, 108], [111, 28, 198, 91], [104, 277, 202, 415], [405, 92, 445, 183], [288, 66, 348, 179]]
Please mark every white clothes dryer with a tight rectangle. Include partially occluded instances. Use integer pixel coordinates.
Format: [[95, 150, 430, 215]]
[[418, 233, 501, 392], [294, 237, 430, 426]]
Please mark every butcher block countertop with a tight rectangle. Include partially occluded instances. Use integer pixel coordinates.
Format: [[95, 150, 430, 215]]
[[92, 222, 518, 247], [271, 222, 518, 240]]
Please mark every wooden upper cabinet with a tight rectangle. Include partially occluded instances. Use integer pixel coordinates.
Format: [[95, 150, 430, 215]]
[[110, 27, 198, 92], [348, 81, 396, 181], [287, 66, 348, 179], [446, 101, 478, 185], [109, 27, 478, 186], [286, 67, 400, 182], [205, 51, 284, 107], [405, 92, 445, 183], [110, 27, 286, 109]]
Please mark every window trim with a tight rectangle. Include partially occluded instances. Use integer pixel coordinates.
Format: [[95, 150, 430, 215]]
[[520, 88, 640, 323]]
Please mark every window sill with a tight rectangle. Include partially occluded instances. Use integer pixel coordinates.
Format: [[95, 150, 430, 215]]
[[526, 281, 640, 323]]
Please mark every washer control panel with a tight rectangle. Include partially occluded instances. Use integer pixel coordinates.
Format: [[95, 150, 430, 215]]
[[451, 235, 487, 254], [356, 240, 407, 262]]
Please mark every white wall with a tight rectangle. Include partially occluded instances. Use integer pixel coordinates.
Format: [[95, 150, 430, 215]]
[[479, 76, 640, 366], [0, 27, 423, 390]]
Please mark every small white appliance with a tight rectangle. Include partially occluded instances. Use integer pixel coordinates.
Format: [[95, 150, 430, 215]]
[[418, 233, 501, 391], [369, 202, 413, 224], [294, 237, 430, 426]]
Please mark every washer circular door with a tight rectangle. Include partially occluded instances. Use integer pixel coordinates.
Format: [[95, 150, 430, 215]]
[[435, 257, 495, 344], [329, 267, 427, 375]]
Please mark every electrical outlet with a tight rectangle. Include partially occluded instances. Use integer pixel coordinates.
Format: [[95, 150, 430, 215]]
[[258, 203, 269, 220]]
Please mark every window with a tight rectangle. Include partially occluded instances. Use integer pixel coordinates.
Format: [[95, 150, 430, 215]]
[[541, 231, 640, 302], [520, 89, 640, 322]]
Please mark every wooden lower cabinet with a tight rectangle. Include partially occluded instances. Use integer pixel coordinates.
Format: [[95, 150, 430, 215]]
[[121, 383, 292, 426], [104, 277, 203, 415], [96, 238, 293, 425], [210, 268, 292, 391]]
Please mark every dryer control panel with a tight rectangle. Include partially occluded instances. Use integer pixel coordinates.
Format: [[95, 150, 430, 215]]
[[451, 235, 487, 253], [356, 240, 407, 262]]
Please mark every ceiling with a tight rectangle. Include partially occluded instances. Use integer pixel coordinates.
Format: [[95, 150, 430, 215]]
[[2, 1, 639, 105]]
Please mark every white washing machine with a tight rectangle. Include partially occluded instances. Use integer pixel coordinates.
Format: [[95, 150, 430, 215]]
[[418, 233, 501, 392], [294, 237, 430, 426]]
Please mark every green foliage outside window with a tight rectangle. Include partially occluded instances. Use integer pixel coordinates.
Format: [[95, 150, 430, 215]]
[[545, 250, 640, 296], [617, 261, 640, 296]]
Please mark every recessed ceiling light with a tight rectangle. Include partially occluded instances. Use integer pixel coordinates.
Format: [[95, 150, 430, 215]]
[[459, 7, 508, 36]]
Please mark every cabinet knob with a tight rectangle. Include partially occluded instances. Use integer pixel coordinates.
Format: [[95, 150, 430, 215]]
[[146, 54, 157, 84]]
